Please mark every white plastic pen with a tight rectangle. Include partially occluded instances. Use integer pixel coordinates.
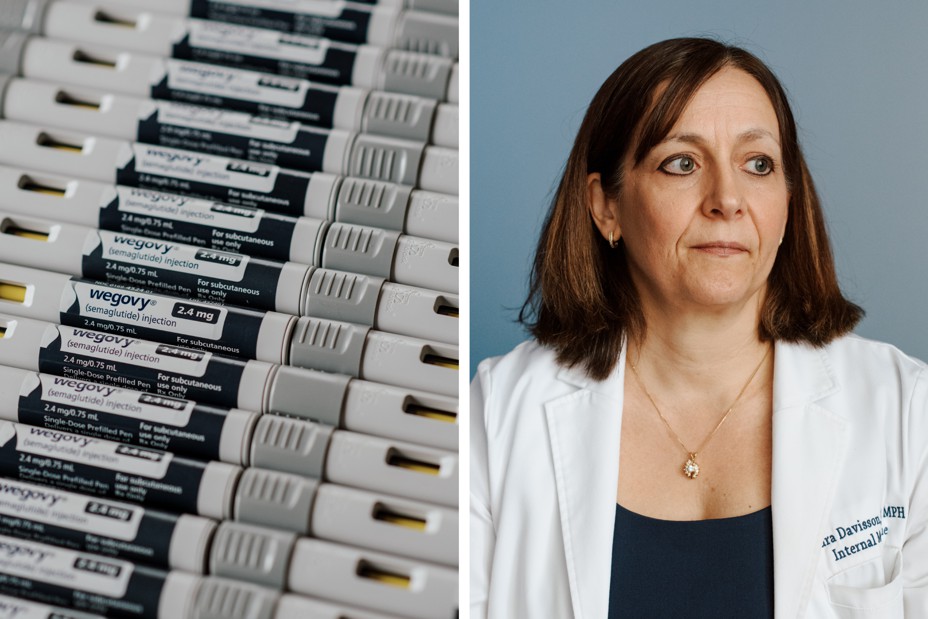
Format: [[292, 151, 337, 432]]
[[0, 477, 216, 573], [0, 367, 459, 505], [0, 533, 457, 619], [0, 472, 457, 569], [0, 77, 457, 192], [0, 314, 458, 450], [62, 0, 461, 56], [0, 262, 459, 396], [0, 209, 459, 325], [0, 122, 461, 283], [0, 163, 458, 247], [4, 1, 457, 98], [0, 31, 459, 147]]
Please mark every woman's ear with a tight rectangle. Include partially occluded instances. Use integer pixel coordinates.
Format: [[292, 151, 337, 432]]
[[587, 173, 621, 245]]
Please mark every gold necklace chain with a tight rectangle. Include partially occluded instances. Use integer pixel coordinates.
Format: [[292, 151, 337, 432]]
[[628, 344, 772, 480]]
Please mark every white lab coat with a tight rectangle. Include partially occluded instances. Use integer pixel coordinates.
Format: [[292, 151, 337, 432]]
[[470, 335, 928, 618]]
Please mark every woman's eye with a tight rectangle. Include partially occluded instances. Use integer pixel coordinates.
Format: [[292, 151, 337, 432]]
[[660, 155, 697, 175], [746, 156, 775, 176]]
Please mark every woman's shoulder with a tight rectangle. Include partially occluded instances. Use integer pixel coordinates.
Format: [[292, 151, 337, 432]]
[[818, 333, 926, 392], [472, 340, 580, 426]]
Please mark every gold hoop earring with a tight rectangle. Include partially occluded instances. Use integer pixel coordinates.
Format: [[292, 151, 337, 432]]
[[609, 231, 618, 249]]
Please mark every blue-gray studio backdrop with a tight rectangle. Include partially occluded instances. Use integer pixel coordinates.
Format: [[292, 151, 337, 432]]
[[470, 1, 928, 376]]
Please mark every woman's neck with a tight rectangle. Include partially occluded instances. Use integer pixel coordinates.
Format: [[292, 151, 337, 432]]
[[628, 296, 772, 407]]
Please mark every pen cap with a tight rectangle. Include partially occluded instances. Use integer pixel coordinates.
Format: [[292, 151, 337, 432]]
[[219, 408, 261, 466], [406, 188, 458, 243], [288, 316, 370, 377], [0, 165, 111, 227], [0, 313, 48, 370], [322, 222, 399, 280], [333, 176, 413, 232], [210, 521, 297, 590], [234, 467, 319, 534], [327, 430, 458, 506], [347, 133, 425, 187], [275, 595, 406, 619], [361, 331, 458, 396], [287, 539, 458, 619], [379, 49, 453, 101], [311, 483, 458, 566], [159, 571, 204, 619], [0, 30, 29, 76], [303, 268, 384, 327], [394, 10, 459, 58], [3, 78, 145, 139], [376, 282, 457, 345], [419, 145, 458, 194], [393, 234, 458, 293], [0, 260, 73, 322], [189, 577, 279, 619], [168, 514, 219, 574], [250, 415, 333, 478], [198, 461, 243, 520], [361, 90, 437, 143], [0, 0, 50, 33], [267, 364, 350, 426], [343, 379, 457, 450]]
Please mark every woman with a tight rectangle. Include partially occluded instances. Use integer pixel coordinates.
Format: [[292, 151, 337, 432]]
[[471, 38, 928, 618]]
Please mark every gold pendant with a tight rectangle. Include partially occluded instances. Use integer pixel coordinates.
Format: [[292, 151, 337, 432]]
[[683, 454, 700, 479]]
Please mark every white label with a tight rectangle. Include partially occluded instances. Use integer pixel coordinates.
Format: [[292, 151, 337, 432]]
[[54, 325, 213, 378], [185, 19, 331, 65], [8, 422, 173, 480], [128, 143, 281, 193], [212, 0, 346, 17], [109, 186, 265, 234], [30, 374, 195, 427], [152, 100, 302, 143], [0, 478, 143, 542], [63, 280, 228, 341], [165, 59, 314, 109], [0, 533, 132, 598], [88, 231, 251, 282]]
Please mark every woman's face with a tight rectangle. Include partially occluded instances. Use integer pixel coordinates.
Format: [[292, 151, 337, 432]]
[[610, 66, 790, 316]]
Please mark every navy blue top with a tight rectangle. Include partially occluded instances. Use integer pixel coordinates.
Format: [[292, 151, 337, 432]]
[[608, 503, 774, 618]]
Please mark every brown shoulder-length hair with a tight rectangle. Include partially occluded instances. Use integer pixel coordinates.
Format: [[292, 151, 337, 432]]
[[520, 37, 863, 381]]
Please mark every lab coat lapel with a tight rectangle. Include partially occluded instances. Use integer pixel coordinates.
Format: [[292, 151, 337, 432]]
[[771, 341, 847, 618], [544, 348, 626, 619]]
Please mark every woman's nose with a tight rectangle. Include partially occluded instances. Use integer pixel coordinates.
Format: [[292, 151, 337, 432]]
[[702, 165, 745, 219]]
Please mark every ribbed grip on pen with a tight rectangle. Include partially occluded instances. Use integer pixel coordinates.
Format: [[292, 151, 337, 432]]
[[335, 177, 412, 231], [381, 49, 452, 100], [304, 268, 382, 326], [349, 134, 425, 187], [210, 522, 297, 590], [234, 467, 317, 534], [191, 577, 277, 619], [322, 222, 399, 280], [362, 91, 436, 142], [250, 415, 333, 478], [288, 316, 369, 377]]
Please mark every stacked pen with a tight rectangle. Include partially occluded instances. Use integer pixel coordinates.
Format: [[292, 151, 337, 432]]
[[0, 1, 458, 618]]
